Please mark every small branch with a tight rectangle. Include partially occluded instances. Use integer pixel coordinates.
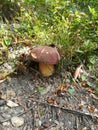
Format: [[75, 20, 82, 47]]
[[0, 105, 34, 124], [13, 41, 25, 44], [0, 98, 98, 124], [31, 99, 98, 119], [0, 79, 6, 84], [91, 94, 98, 100]]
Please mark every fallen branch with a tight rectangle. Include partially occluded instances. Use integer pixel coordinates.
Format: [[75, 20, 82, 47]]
[[0, 105, 34, 124], [0, 98, 98, 124], [31, 99, 98, 119]]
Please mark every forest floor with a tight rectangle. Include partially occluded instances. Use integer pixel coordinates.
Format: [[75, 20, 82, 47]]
[[0, 46, 98, 130]]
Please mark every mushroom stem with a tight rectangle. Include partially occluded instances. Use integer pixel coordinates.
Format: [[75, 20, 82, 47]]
[[39, 63, 55, 77]]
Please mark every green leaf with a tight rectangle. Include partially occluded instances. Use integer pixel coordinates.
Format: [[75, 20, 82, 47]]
[[88, 6, 95, 15], [89, 57, 96, 65], [38, 86, 45, 92], [0, 61, 4, 65], [65, 78, 70, 83], [68, 86, 75, 95], [75, 50, 83, 53], [83, 40, 90, 46], [4, 38, 12, 46], [87, 81, 92, 87], [81, 74, 86, 81]]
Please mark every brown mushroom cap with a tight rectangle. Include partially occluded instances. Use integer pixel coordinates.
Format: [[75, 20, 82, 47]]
[[30, 46, 60, 64]]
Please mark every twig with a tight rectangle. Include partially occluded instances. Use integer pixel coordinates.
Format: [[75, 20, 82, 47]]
[[30, 99, 98, 119], [91, 93, 98, 100], [0, 98, 98, 124], [30, 68, 40, 75], [75, 117, 79, 130], [0, 105, 34, 124], [0, 79, 6, 84], [13, 41, 25, 44]]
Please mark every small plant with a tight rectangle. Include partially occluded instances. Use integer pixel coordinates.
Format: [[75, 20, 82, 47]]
[[0, 0, 98, 78], [4, 37, 12, 46], [38, 86, 45, 92], [68, 86, 75, 95]]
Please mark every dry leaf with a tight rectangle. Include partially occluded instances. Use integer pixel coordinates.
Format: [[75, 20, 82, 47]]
[[47, 98, 57, 105], [86, 87, 95, 94], [87, 105, 97, 113], [81, 81, 86, 87], [95, 119, 98, 123], [78, 104, 84, 109], [7, 100, 19, 108], [7, 90, 16, 99], [19, 54, 26, 62], [78, 101, 85, 109], [16, 62, 27, 74], [13, 35, 19, 43], [42, 122, 50, 128], [0, 74, 6, 83], [15, 97, 27, 110], [35, 127, 44, 130], [55, 83, 70, 94], [11, 116, 24, 127], [24, 39, 31, 46], [82, 127, 87, 130], [0, 74, 5, 80], [0, 91, 2, 97], [1, 94, 7, 100], [74, 64, 83, 79]]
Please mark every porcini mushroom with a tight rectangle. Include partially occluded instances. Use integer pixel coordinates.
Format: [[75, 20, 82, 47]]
[[30, 45, 60, 77]]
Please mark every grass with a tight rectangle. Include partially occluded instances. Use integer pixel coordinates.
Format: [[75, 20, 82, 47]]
[[0, 1, 98, 75]]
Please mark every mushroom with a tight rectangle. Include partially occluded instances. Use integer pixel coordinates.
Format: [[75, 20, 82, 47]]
[[30, 45, 60, 77]]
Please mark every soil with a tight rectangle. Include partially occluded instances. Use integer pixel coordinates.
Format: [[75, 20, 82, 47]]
[[0, 63, 98, 130]]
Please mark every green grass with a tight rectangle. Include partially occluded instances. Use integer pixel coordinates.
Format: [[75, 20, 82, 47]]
[[0, 0, 98, 68]]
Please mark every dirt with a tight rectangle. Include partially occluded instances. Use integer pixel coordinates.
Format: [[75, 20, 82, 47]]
[[0, 65, 98, 130]]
